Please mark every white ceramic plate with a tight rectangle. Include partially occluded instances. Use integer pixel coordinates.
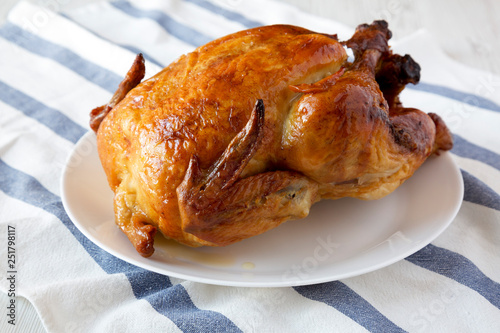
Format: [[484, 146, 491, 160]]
[[61, 131, 463, 287]]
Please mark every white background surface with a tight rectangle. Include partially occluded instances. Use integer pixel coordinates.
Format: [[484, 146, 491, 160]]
[[1, 0, 498, 332]]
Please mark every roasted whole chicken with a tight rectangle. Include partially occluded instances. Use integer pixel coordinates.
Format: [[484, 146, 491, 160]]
[[90, 21, 452, 257]]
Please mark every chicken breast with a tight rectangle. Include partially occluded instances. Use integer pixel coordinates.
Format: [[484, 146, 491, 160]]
[[90, 21, 452, 257]]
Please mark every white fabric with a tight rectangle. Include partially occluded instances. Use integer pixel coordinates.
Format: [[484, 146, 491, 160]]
[[0, 1, 499, 332]]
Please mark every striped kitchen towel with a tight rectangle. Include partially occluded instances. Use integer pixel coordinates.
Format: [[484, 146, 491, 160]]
[[0, 1, 499, 332]]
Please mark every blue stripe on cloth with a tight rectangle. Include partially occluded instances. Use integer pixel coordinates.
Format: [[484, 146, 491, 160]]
[[461, 169, 500, 211], [127, 271, 242, 332], [409, 82, 500, 113], [184, 0, 261, 28], [406, 244, 500, 309], [0, 22, 121, 93], [294, 282, 406, 333], [111, 0, 213, 47], [0, 159, 242, 332], [453, 135, 500, 171], [0, 80, 87, 144]]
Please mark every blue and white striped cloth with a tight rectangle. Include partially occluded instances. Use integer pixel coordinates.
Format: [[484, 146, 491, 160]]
[[0, 1, 499, 332]]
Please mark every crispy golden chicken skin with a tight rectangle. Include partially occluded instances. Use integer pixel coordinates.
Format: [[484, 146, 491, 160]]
[[91, 21, 452, 257]]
